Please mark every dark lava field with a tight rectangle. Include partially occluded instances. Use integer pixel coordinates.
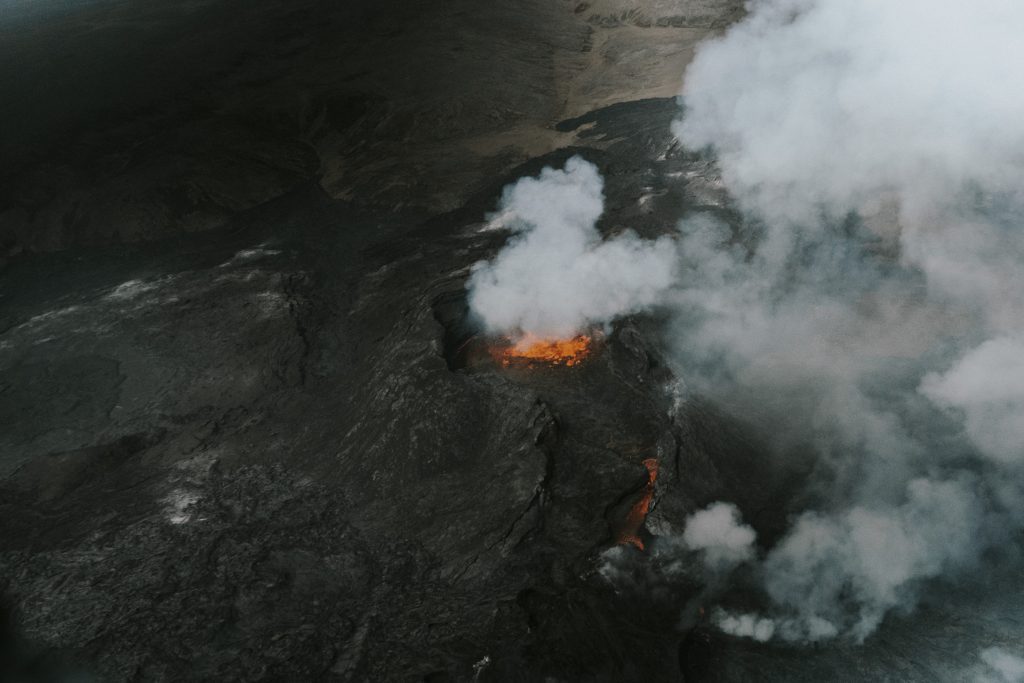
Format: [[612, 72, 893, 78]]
[[2, 1, 1022, 682]]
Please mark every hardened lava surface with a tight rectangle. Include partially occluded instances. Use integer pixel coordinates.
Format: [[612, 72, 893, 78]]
[[0, 85, 753, 679]]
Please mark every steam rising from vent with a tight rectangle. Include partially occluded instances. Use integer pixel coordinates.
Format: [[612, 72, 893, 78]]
[[681, 502, 756, 571], [670, 0, 1024, 643], [712, 609, 776, 643], [467, 157, 676, 340]]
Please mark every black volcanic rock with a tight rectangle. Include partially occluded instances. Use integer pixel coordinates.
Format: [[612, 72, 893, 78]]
[[0, 86, 750, 678]]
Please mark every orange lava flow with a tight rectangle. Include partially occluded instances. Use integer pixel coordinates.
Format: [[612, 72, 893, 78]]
[[618, 458, 659, 550], [492, 333, 593, 368]]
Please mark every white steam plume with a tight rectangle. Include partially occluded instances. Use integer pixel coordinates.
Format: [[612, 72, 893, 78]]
[[921, 337, 1024, 467], [681, 502, 757, 571], [467, 156, 676, 339], [711, 609, 776, 643], [670, 0, 1024, 642], [975, 648, 1024, 683]]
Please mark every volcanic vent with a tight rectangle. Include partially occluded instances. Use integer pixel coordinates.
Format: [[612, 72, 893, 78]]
[[490, 332, 595, 368], [464, 156, 675, 359], [432, 291, 602, 372]]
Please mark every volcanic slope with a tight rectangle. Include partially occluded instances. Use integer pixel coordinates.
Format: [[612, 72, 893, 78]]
[[1, 95, 758, 680]]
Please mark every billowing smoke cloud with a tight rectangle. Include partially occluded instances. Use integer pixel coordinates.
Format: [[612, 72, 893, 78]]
[[921, 337, 1024, 466], [711, 609, 776, 643], [762, 476, 986, 642], [668, 0, 1024, 642], [680, 502, 756, 571], [975, 648, 1024, 683], [467, 156, 676, 339]]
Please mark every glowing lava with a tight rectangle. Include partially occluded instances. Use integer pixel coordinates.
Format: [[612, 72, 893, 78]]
[[492, 333, 593, 368], [618, 458, 659, 550]]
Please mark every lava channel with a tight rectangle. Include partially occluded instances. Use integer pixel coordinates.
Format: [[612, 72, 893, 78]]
[[617, 457, 659, 550]]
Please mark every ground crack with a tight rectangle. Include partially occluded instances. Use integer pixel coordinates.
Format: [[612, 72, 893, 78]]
[[283, 273, 313, 386]]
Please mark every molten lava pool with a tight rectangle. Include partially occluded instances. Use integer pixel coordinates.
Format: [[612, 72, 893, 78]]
[[491, 333, 593, 368]]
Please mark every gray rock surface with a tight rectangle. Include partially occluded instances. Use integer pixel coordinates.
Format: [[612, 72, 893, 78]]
[[0, 0, 740, 254]]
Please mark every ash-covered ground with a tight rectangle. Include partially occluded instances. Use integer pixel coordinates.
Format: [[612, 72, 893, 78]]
[[2, 2, 1022, 682]]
